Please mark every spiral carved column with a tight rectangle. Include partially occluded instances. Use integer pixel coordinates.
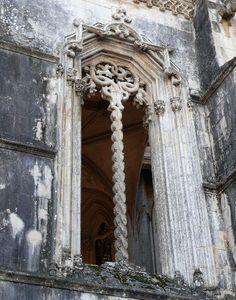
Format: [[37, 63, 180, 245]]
[[110, 106, 129, 264], [83, 62, 148, 264]]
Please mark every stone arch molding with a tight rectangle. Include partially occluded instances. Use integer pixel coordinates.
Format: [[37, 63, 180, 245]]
[[54, 8, 218, 289]]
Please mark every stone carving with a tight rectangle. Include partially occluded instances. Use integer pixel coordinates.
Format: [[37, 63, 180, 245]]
[[170, 96, 182, 112], [187, 99, 193, 110], [219, 0, 236, 19], [65, 42, 82, 58], [112, 8, 132, 23], [133, 0, 196, 20], [86, 9, 158, 52], [66, 67, 77, 83], [83, 61, 148, 264], [193, 268, 204, 288], [75, 78, 89, 96], [174, 271, 185, 285], [165, 66, 183, 112], [56, 64, 64, 77], [49, 261, 59, 276], [154, 100, 165, 115], [143, 105, 154, 129], [83, 62, 148, 110]]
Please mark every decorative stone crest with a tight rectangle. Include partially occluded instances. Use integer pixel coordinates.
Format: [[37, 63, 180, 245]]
[[154, 100, 165, 115], [133, 0, 196, 20], [87, 8, 160, 53]]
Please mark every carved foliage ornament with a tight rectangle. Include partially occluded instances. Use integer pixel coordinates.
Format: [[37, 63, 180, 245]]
[[133, 0, 196, 20], [91, 9, 149, 52], [82, 62, 148, 110]]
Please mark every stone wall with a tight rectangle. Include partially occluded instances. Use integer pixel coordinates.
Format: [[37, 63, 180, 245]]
[[0, 0, 235, 298]]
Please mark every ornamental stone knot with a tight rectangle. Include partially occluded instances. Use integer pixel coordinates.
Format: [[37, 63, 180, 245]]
[[83, 62, 148, 110]]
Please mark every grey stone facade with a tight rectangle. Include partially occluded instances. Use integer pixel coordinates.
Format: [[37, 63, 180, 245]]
[[0, 0, 235, 299]]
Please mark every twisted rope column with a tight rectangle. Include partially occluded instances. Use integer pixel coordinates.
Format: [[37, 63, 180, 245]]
[[110, 106, 129, 264]]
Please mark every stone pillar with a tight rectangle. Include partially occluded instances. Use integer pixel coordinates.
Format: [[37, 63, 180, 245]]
[[54, 20, 83, 272], [148, 81, 217, 286]]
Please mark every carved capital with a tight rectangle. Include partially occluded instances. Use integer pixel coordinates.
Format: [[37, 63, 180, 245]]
[[170, 96, 182, 112], [154, 100, 165, 115]]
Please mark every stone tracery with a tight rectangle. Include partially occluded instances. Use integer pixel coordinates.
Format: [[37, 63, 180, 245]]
[[133, 0, 196, 20]]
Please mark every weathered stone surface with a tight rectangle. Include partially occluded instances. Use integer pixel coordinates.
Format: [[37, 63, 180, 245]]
[[0, 49, 57, 148], [0, 0, 235, 299], [0, 149, 53, 272]]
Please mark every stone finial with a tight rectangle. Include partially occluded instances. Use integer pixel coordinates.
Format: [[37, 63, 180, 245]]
[[73, 18, 83, 27], [193, 268, 204, 288], [112, 8, 132, 23]]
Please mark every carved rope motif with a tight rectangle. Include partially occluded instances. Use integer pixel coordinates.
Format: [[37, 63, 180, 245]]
[[83, 62, 147, 264]]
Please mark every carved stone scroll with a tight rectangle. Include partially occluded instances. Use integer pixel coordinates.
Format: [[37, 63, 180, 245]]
[[83, 61, 148, 264]]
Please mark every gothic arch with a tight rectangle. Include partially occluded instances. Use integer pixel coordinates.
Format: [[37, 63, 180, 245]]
[[55, 8, 218, 287]]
